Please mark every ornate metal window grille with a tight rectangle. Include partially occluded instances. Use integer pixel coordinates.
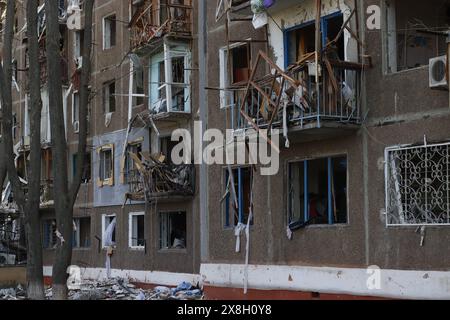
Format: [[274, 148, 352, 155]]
[[385, 142, 450, 226]]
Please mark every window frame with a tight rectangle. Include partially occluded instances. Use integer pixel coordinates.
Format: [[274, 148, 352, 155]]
[[385, 142, 450, 226], [218, 41, 251, 109], [223, 166, 253, 229], [73, 217, 91, 249], [101, 214, 116, 248], [97, 144, 114, 187], [102, 80, 116, 114], [286, 154, 349, 227], [128, 212, 145, 250], [159, 211, 187, 251], [102, 13, 117, 50]]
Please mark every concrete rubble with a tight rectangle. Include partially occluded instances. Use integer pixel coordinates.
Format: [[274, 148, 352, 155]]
[[0, 279, 203, 300]]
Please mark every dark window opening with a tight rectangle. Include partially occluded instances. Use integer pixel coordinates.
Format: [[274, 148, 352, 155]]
[[73, 217, 91, 248], [159, 211, 186, 249], [288, 156, 347, 226], [386, 0, 450, 73], [224, 167, 253, 227], [42, 219, 57, 249], [104, 14, 116, 49], [125, 142, 142, 183], [102, 81, 116, 113], [231, 45, 250, 84], [130, 214, 145, 247]]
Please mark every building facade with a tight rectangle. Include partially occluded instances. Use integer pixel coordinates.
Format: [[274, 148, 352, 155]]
[[2, 0, 450, 300]]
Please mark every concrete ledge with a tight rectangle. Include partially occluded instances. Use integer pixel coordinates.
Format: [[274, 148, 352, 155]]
[[200, 263, 450, 300], [0, 266, 26, 287]]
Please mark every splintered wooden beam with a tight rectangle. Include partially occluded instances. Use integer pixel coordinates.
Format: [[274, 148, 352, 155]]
[[315, 0, 321, 84]]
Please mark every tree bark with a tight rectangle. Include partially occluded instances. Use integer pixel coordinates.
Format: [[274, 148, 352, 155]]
[[0, 0, 45, 300], [46, 0, 95, 300], [25, 0, 45, 300]]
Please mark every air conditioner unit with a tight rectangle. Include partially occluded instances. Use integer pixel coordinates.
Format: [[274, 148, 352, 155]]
[[0, 253, 16, 265], [73, 121, 80, 133], [429, 55, 448, 90], [75, 56, 83, 70]]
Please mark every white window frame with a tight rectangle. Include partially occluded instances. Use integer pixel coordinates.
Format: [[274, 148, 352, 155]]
[[72, 91, 80, 132], [102, 214, 116, 248], [219, 41, 249, 109], [102, 13, 116, 50], [128, 212, 145, 249], [103, 81, 116, 114], [149, 43, 191, 113]]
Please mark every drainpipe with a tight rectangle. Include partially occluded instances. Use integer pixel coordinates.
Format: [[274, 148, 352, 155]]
[[198, 0, 209, 263], [447, 33, 450, 109]]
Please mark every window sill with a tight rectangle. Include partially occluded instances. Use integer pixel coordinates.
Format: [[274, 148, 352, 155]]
[[157, 248, 187, 254], [73, 247, 91, 251], [303, 223, 349, 229], [385, 65, 428, 77], [129, 246, 145, 251]]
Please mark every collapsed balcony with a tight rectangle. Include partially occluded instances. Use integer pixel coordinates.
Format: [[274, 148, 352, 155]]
[[130, 0, 193, 52], [228, 52, 364, 135], [125, 154, 195, 202]]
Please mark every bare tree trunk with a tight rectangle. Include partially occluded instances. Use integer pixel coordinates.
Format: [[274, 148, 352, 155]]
[[45, 0, 70, 300], [25, 0, 45, 300], [0, 0, 44, 300], [46, 0, 95, 300]]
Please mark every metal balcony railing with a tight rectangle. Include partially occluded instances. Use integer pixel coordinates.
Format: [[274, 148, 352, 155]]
[[227, 60, 362, 131], [127, 164, 195, 202]]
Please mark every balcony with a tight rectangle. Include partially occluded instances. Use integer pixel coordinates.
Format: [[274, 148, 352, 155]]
[[227, 52, 364, 142], [126, 164, 195, 203], [130, 0, 193, 53], [22, 179, 54, 209]]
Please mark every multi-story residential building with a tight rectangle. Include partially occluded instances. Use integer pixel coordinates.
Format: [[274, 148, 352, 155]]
[[200, 0, 450, 300], [1, 0, 201, 287], [2, 0, 450, 300]]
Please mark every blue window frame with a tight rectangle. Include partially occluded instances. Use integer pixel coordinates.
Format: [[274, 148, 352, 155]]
[[288, 156, 348, 226], [283, 11, 344, 69], [224, 167, 253, 228]]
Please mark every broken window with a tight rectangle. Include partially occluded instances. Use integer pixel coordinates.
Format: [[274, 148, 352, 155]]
[[159, 211, 186, 250], [159, 136, 179, 164], [386, 142, 450, 225], [102, 81, 116, 113], [73, 217, 91, 248], [149, 46, 191, 113], [74, 29, 84, 59], [288, 156, 348, 226], [42, 219, 57, 249], [384, 0, 450, 73], [103, 14, 116, 49], [98, 145, 114, 186], [124, 141, 142, 184], [219, 43, 250, 109], [286, 12, 345, 67], [129, 212, 145, 248], [224, 167, 253, 227], [102, 214, 116, 247]]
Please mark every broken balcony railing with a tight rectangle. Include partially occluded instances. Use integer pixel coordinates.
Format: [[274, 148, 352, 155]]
[[21, 179, 54, 206], [130, 0, 193, 51], [127, 164, 195, 202], [227, 60, 362, 131], [0, 229, 26, 266]]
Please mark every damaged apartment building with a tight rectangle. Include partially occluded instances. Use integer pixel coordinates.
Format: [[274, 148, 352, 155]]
[[3, 0, 450, 300]]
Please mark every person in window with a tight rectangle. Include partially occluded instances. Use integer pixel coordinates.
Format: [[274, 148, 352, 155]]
[[308, 193, 327, 224]]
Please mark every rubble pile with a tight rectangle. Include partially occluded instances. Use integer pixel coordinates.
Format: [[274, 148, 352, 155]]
[[0, 284, 27, 300], [1, 279, 203, 300]]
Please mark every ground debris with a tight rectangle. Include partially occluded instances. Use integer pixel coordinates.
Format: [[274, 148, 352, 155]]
[[1, 279, 203, 300]]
